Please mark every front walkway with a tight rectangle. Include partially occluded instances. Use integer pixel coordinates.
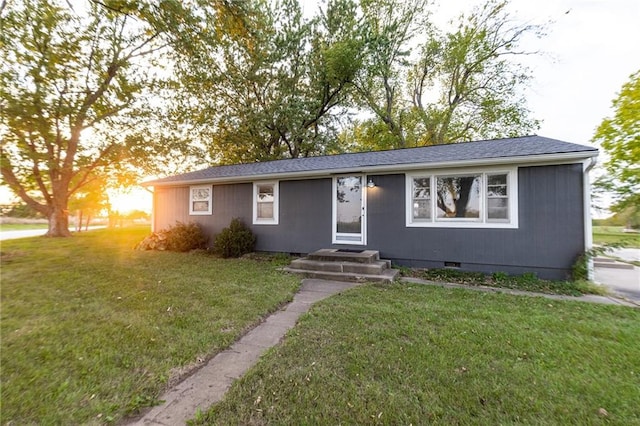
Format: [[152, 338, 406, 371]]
[[130, 279, 360, 426]]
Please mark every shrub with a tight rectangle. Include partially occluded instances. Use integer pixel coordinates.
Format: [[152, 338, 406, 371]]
[[214, 218, 256, 258], [136, 222, 207, 252]]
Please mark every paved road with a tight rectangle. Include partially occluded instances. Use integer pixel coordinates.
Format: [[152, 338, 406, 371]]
[[595, 265, 640, 303], [0, 226, 105, 241], [594, 247, 640, 303], [607, 247, 640, 262]]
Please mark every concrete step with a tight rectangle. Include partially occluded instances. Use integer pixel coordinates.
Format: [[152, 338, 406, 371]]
[[307, 249, 380, 264], [593, 257, 635, 270], [288, 258, 391, 275], [282, 266, 399, 283]]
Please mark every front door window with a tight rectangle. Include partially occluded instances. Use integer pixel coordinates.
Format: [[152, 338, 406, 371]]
[[333, 175, 365, 244]]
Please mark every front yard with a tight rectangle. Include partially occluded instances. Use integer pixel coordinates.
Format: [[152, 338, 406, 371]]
[[2, 226, 639, 424], [0, 227, 300, 424], [200, 284, 640, 425]]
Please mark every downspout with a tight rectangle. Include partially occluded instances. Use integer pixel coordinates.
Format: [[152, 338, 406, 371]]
[[582, 157, 597, 281], [143, 186, 155, 233]]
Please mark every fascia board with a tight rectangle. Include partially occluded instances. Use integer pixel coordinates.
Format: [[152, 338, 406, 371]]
[[143, 151, 598, 187]]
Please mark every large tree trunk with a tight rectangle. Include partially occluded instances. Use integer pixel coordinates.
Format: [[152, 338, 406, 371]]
[[454, 177, 475, 218], [45, 205, 72, 237]]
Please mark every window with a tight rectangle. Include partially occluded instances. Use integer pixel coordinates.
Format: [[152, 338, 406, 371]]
[[487, 173, 509, 221], [189, 185, 212, 215], [412, 177, 431, 221], [406, 168, 517, 228], [253, 181, 279, 224], [436, 175, 481, 220]]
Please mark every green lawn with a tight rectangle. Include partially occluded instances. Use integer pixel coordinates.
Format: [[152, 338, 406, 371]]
[[0, 226, 300, 424], [199, 284, 640, 425], [593, 226, 640, 247], [0, 222, 49, 230]]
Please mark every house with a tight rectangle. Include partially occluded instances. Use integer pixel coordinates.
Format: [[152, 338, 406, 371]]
[[144, 135, 598, 280]]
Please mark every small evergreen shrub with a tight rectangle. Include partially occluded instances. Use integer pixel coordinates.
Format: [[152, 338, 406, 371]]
[[214, 218, 256, 258], [136, 221, 207, 252]]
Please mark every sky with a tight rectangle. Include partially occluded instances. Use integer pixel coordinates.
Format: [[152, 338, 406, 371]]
[[421, 0, 640, 146], [2, 0, 638, 214]]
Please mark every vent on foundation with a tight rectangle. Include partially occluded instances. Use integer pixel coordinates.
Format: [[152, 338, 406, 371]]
[[444, 261, 461, 268]]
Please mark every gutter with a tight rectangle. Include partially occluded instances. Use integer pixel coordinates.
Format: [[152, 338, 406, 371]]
[[582, 156, 598, 281], [142, 151, 599, 188]]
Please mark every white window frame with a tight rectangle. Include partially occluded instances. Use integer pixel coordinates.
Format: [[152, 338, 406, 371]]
[[189, 185, 213, 215], [486, 172, 510, 223], [405, 167, 518, 229], [253, 181, 279, 225], [332, 175, 367, 245]]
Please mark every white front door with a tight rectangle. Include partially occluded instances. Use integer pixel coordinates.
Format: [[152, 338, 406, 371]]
[[332, 175, 366, 245]]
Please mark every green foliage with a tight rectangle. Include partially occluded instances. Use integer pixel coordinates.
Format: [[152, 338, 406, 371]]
[[593, 70, 640, 218], [198, 285, 640, 424], [351, 0, 541, 150], [169, 0, 361, 164], [0, 0, 175, 236], [592, 226, 640, 246], [1, 226, 300, 424], [403, 267, 596, 296], [571, 244, 622, 281], [165, 222, 208, 252], [137, 221, 207, 252], [214, 218, 256, 258], [0, 203, 44, 219]]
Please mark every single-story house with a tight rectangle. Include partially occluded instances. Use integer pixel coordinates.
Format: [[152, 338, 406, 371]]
[[144, 135, 598, 280]]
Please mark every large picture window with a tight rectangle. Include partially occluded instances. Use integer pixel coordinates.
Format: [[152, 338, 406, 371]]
[[189, 185, 212, 215], [436, 175, 481, 220], [407, 168, 517, 228], [253, 181, 279, 225]]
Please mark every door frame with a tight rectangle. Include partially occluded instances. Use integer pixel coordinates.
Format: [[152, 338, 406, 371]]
[[332, 174, 367, 245]]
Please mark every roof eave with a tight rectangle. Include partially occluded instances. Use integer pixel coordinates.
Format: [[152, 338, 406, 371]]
[[142, 150, 598, 187]]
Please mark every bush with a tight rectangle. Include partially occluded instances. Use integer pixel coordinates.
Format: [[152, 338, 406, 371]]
[[214, 218, 256, 258], [136, 222, 207, 252]]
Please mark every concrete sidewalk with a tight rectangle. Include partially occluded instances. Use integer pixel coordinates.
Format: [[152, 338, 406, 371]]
[[130, 279, 360, 426]]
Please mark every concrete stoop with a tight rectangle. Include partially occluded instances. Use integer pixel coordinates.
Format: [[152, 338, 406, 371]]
[[283, 249, 399, 283]]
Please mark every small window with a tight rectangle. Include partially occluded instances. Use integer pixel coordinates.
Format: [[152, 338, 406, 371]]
[[412, 177, 431, 221], [487, 173, 509, 221], [253, 181, 279, 225], [189, 185, 212, 215]]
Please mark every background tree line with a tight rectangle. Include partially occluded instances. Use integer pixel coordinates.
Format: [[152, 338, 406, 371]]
[[2, 0, 634, 236]]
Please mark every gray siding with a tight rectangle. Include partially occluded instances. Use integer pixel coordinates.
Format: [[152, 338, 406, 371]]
[[153, 164, 585, 280], [362, 164, 585, 280], [153, 180, 333, 253]]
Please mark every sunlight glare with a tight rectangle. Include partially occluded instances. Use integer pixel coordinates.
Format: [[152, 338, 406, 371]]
[[108, 188, 152, 214]]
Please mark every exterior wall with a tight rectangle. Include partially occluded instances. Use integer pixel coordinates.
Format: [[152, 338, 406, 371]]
[[153, 179, 333, 253], [362, 164, 585, 280], [153, 163, 585, 280]]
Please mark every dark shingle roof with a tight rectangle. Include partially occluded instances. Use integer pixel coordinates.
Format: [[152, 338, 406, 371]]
[[146, 135, 597, 186]]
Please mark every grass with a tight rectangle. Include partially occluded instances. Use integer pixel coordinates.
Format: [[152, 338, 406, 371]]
[[197, 283, 640, 425], [398, 267, 609, 296], [0, 226, 300, 425], [593, 226, 640, 247], [0, 222, 49, 230]]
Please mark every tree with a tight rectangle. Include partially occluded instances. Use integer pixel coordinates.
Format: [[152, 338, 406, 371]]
[[413, 0, 541, 145], [351, 0, 541, 150], [592, 70, 640, 226], [168, 0, 363, 164], [352, 0, 429, 149], [0, 0, 192, 236]]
